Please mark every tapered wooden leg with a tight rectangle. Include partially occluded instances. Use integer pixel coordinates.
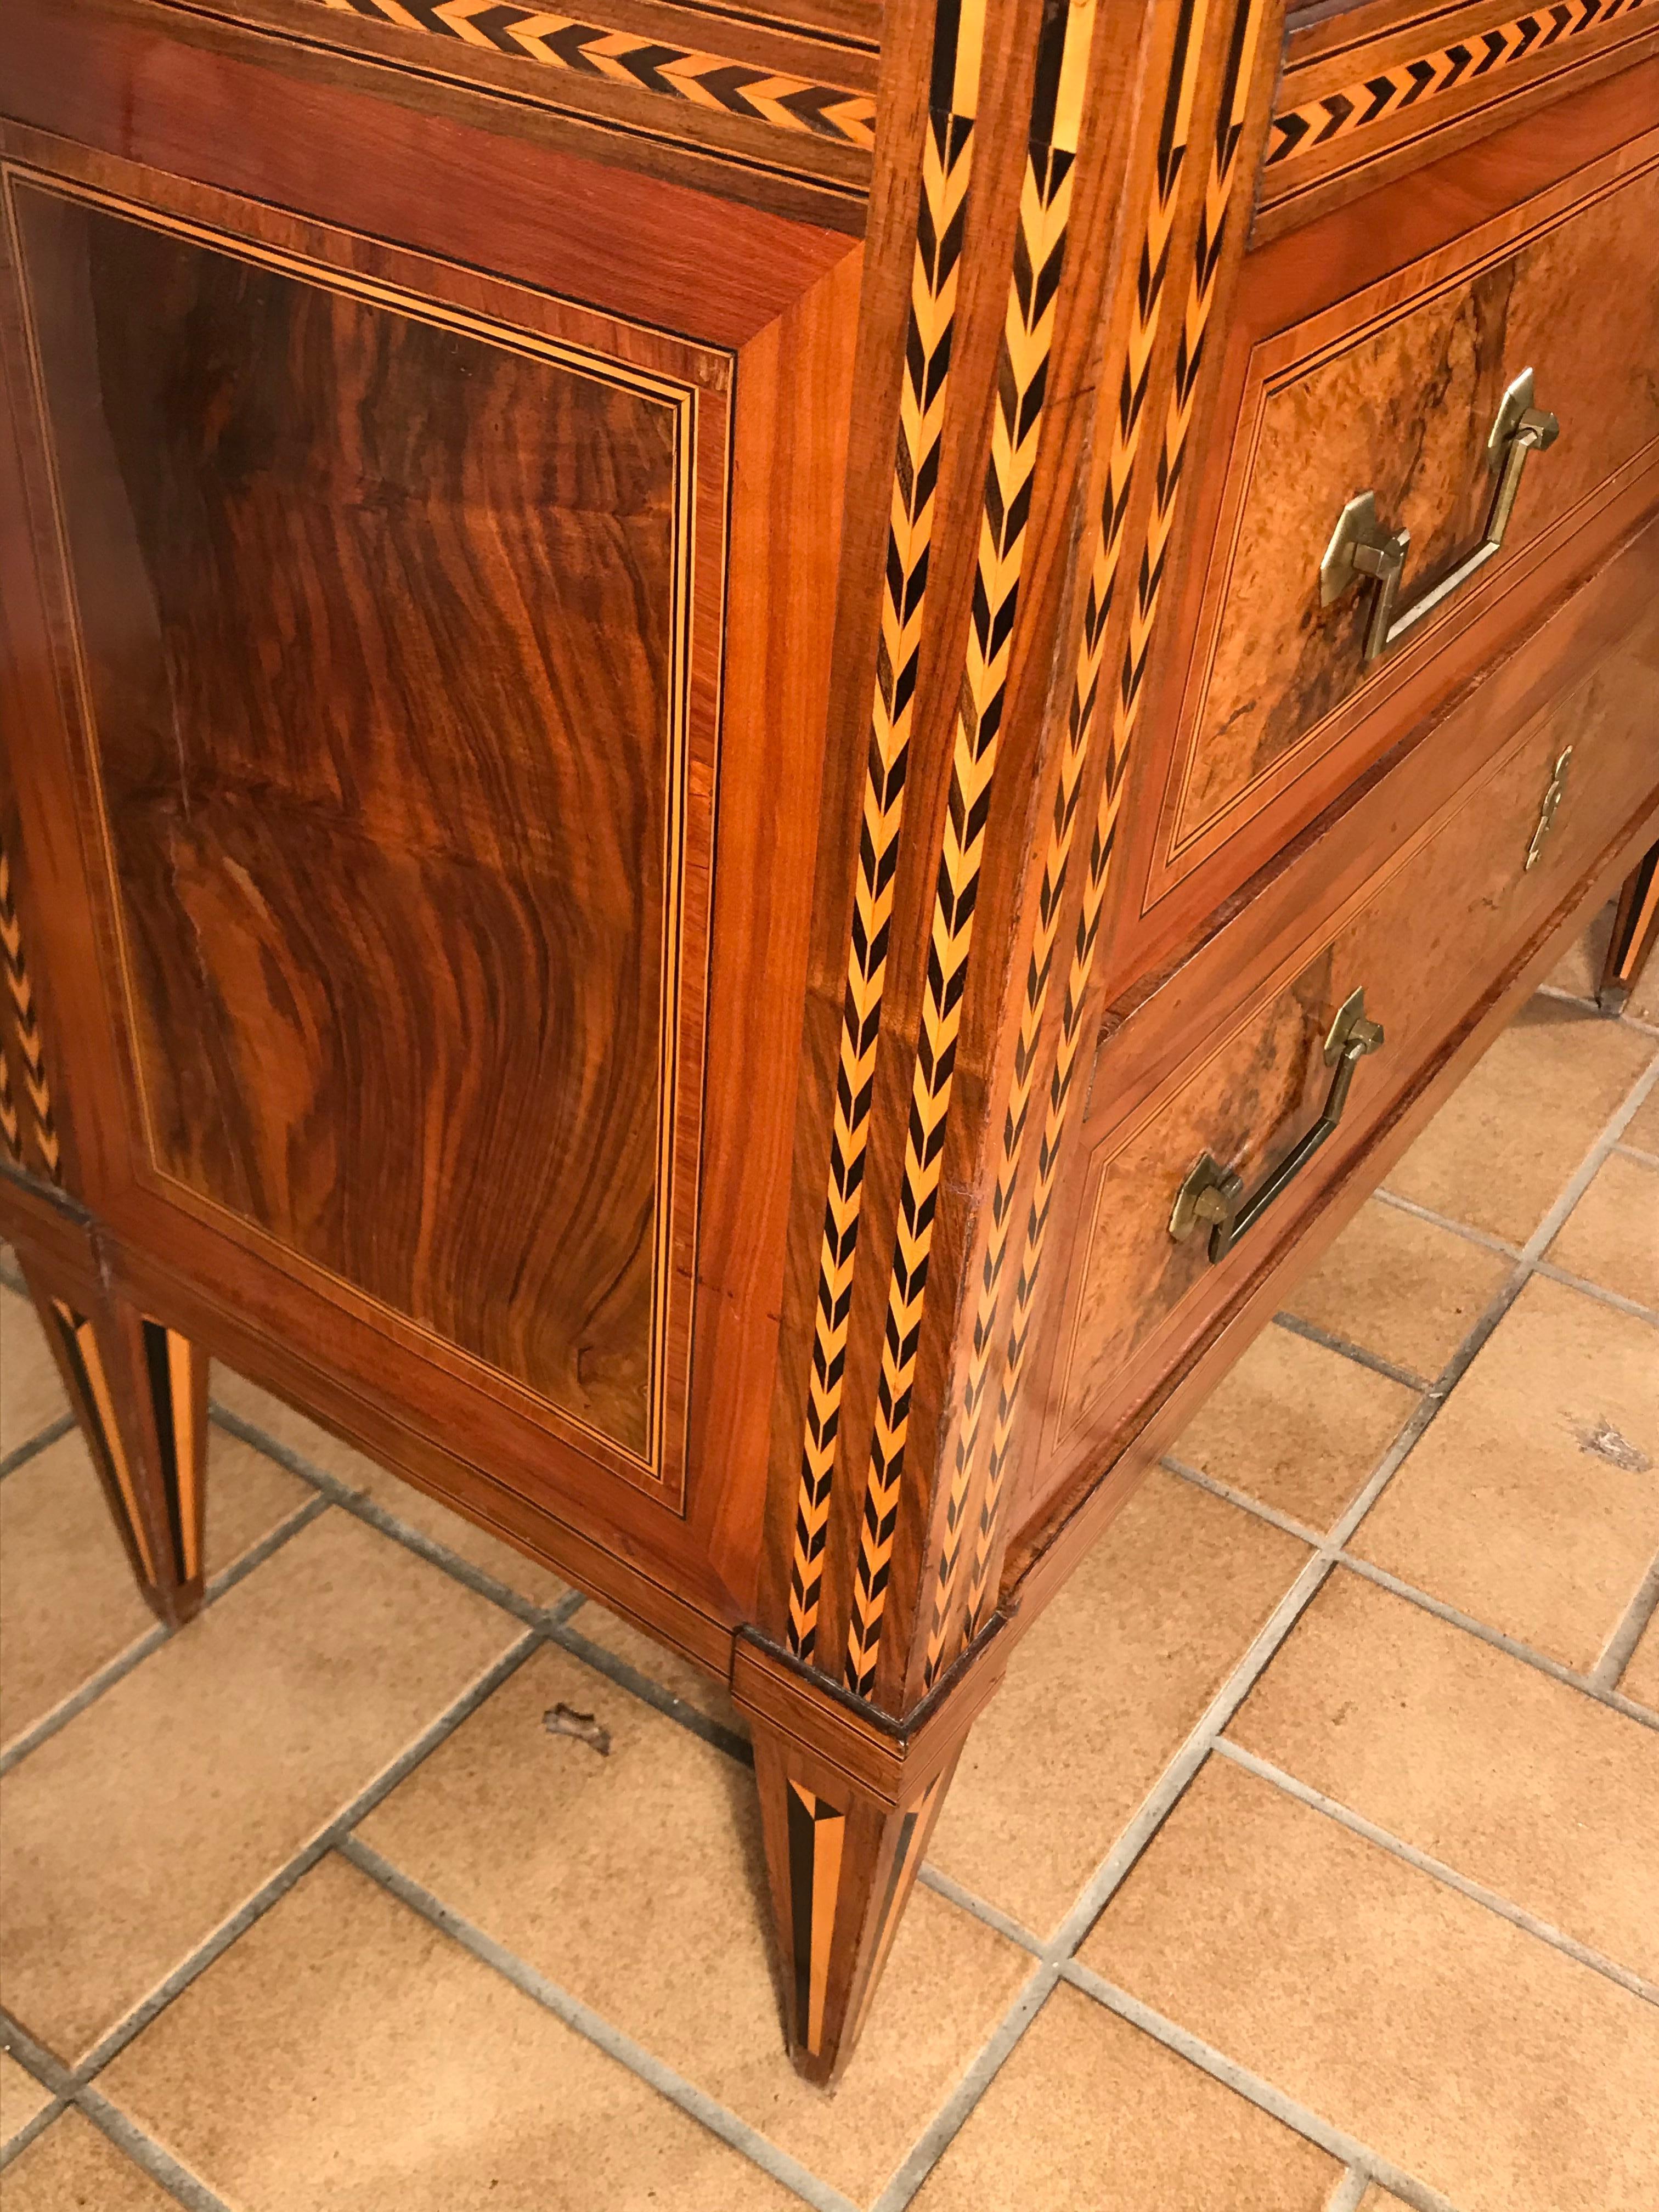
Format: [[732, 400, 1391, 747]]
[[20, 1262, 208, 1627], [1599, 843, 1659, 1016], [749, 1719, 961, 2086]]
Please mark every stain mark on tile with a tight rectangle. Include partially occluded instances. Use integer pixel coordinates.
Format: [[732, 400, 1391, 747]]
[[544, 1702, 612, 1755], [1576, 1420, 1651, 1474]]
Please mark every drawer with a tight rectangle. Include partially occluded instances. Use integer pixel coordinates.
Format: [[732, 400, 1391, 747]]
[[1112, 63, 1659, 966], [1019, 536, 1659, 1531]]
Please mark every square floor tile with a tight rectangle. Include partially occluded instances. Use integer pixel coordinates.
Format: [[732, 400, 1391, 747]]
[[1385, 998, 1654, 1244], [213, 1367, 569, 1610], [1624, 1082, 1659, 1155], [0, 2110, 178, 2210], [0, 1426, 310, 1751], [929, 1469, 1309, 1937], [1170, 1327, 1417, 1531], [0, 2047, 52, 2143], [1229, 1570, 1659, 1980], [1545, 1152, 1659, 1310], [1, 1289, 68, 1457], [911, 1983, 1339, 2211], [0, 1509, 518, 2059], [100, 1853, 794, 2211], [1283, 1198, 1511, 1382], [1082, 1757, 1659, 2212], [357, 1644, 1030, 2207], [1351, 1275, 1659, 1671]]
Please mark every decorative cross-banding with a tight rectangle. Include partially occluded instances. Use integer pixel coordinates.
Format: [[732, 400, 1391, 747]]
[[1266, 0, 1652, 169], [317, 0, 878, 147]]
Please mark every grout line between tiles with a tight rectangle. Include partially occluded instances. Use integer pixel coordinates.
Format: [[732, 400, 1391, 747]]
[[1210, 1740, 1659, 2007], [1370, 1186, 1520, 1256], [544, 1616, 754, 1765], [0, 1493, 333, 1779], [1270, 1309, 1431, 1392], [1614, 1140, 1659, 1166], [1534, 981, 1659, 1037], [0, 1621, 170, 1779], [0, 2093, 67, 2172], [869, 1960, 1060, 2212], [1593, 1551, 1659, 1694], [1325, 2170, 1372, 2212], [871, 1549, 1345, 2212], [1160, 1455, 1659, 1734], [75, 2085, 236, 2212], [1057, 1964, 1463, 2212], [1525, 1257, 1658, 1325], [207, 1401, 585, 1637], [13, 1632, 544, 2093], [336, 1835, 864, 2212], [0, 1409, 76, 1480]]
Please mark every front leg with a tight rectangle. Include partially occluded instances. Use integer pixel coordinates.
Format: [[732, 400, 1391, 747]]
[[21, 1260, 208, 1629]]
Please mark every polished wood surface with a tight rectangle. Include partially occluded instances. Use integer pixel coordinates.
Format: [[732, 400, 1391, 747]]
[[4, 0, 1655, 2084], [1040, 564, 1658, 1523], [1173, 154, 1659, 855], [17, 179, 686, 1463]]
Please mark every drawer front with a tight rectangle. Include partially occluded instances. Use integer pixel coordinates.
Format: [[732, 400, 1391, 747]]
[[1024, 551, 1659, 1525], [1116, 62, 1659, 961]]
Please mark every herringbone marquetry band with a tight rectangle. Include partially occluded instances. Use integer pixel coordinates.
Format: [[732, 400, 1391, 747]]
[[785, 0, 986, 1665], [843, 0, 1100, 1701], [921, 0, 1211, 1690], [316, 0, 878, 148], [958, 0, 1271, 1644], [0, 837, 61, 1183], [1267, 0, 1651, 168]]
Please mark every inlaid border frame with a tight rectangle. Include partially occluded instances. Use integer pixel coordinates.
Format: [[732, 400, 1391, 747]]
[[0, 116, 749, 1508]]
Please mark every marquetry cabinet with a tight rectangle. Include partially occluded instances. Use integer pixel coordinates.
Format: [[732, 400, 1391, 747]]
[[3, 0, 1656, 2081]]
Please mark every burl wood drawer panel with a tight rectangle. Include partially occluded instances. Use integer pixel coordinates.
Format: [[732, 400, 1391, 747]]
[[1123, 69, 1659, 947], [1018, 531, 1659, 1534]]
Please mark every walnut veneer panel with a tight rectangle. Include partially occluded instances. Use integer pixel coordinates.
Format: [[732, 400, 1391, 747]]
[[1162, 142, 1659, 882], [12, 178, 704, 1476]]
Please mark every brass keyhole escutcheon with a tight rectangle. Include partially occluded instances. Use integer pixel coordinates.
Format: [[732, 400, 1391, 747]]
[[1525, 746, 1572, 872]]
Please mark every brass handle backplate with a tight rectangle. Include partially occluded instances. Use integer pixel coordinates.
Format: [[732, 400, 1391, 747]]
[[1169, 988, 1385, 1264], [1319, 368, 1559, 669]]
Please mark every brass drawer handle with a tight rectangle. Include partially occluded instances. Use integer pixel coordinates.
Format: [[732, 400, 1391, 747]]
[[1319, 368, 1559, 668], [1169, 988, 1385, 1263]]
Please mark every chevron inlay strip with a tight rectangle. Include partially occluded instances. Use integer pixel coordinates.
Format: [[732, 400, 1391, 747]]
[[316, 0, 878, 148], [0, 836, 61, 1184], [785, 0, 987, 1665], [843, 0, 1101, 1702], [922, 0, 1211, 1690], [1266, 0, 1651, 168], [961, 0, 1271, 1641]]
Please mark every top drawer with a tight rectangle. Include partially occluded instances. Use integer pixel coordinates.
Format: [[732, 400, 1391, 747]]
[[1118, 64, 1659, 957]]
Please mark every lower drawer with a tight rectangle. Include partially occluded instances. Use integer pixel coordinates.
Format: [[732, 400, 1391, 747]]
[[1018, 527, 1659, 1532]]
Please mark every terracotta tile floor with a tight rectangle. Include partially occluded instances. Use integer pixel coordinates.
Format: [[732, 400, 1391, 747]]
[[2, 923, 1656, 2212]]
